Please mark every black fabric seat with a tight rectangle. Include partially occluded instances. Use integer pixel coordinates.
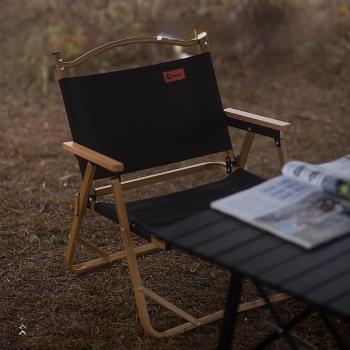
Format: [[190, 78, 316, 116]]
[[94, 168, 264, 239]]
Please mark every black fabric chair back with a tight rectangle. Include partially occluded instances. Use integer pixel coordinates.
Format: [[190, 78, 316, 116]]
[[59, 52, 232, 179]]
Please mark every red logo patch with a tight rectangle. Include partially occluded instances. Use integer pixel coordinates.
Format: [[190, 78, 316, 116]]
[[163, 68, 186, 83]]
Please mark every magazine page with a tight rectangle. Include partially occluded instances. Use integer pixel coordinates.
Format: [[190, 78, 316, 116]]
[[282, 156, 350, 200], [252, 191, 350, 249], [211, 176, 319, 221], [282, 161, 336, 188], [282, 154, 350, 182], [211, 175, 350, 248], [320, 154, 350, 179]]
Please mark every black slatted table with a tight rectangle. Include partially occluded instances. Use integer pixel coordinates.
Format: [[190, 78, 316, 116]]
[[153, 209, 350, 349]]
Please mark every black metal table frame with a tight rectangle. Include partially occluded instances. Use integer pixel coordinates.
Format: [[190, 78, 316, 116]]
[[218, 269, 349, 350]]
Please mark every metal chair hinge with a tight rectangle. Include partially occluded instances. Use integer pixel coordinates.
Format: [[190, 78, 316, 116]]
[[226, 155, 239, 174], [88, 191, 96, 210], [274, 134, 283, 147]]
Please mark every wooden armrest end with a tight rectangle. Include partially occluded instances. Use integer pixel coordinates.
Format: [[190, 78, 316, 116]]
[[225, 108, 291, 131], [63, 141, 124, 173]]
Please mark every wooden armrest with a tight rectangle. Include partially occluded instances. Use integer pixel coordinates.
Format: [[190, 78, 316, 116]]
[[225, 108, 290, 131], [63, 141, 124, 173]]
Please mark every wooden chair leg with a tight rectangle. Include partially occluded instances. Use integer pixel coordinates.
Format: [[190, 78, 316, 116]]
[[239, 131, 255, 169], [111, 177, 291, 338], [64, 163, 159, 274], [276, 135, 288, 168], [64, 162, 96, 270], [238, 130, 288, 171]]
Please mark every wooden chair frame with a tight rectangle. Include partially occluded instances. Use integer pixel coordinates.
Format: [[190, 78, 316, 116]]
[[53, 32, 290, 337]]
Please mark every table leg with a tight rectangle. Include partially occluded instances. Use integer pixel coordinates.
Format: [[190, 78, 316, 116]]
[[218, 270, 243, 350], [320, 312, 348, 350]]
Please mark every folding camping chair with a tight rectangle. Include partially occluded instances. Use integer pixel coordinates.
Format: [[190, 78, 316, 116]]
[[52, 32, 291, 337]]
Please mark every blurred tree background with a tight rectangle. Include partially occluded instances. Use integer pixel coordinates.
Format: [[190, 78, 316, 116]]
[[1, 0, 349, 98]]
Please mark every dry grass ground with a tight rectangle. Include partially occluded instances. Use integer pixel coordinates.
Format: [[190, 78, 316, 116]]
[[1, 1, 350, 349]]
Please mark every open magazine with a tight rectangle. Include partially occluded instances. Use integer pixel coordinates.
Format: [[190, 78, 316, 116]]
[[211, 155, 350, 249]]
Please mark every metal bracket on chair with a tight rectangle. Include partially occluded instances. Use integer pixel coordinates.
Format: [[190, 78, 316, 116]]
[[73, 190, 97, 215], [226, 155, 239, 174], [87, 191, 97, 210], [225, 117, 281, 140], [274, 133, 283, 147]]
